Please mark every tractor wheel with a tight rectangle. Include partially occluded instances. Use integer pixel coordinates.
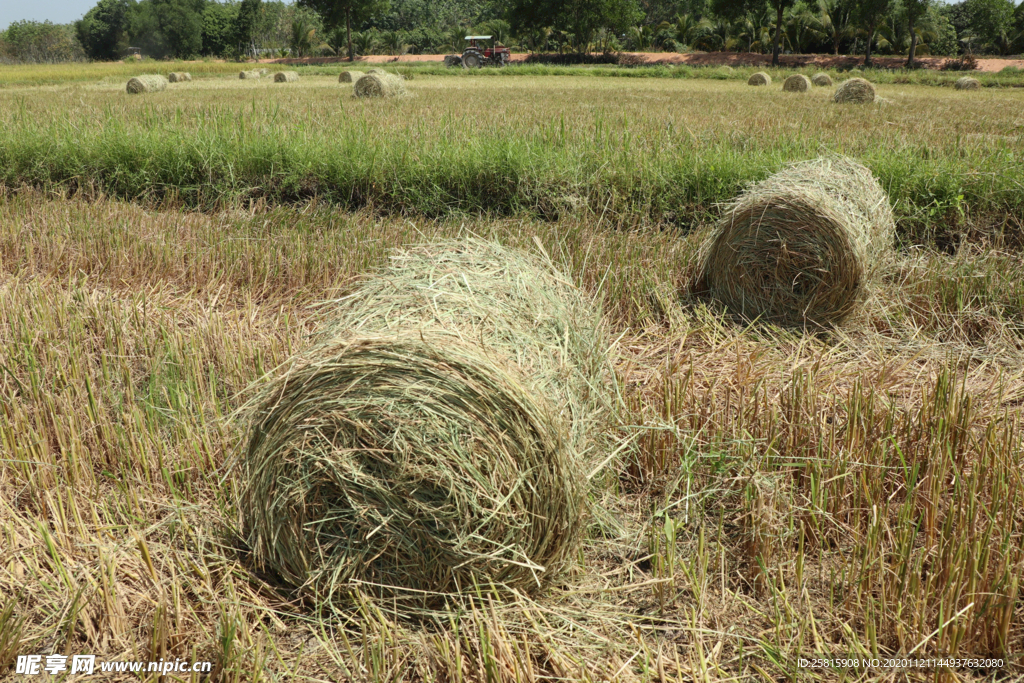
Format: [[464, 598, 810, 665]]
[[462, 52, 482, 69]]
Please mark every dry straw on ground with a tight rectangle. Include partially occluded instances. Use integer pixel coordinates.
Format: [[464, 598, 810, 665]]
[[273, 71, 299, 83], [811, 72, 833, 86], [125, 75, 168, 94], [339, 70, 363, 83], [747, 71, 771, 86], [354, 72, 407, 98], [167, 72, 192, 83], [834, 77, 875, 103], [955, 76, 981, 90], [239, 70, 261, 79], [696, 156, 895, 328], [783, 74, 812, 92], [238, 240, 615, 616]]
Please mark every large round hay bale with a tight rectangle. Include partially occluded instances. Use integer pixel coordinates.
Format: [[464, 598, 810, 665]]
[[834, 77, 875, 103], [339, 70, 363, 83], [126, 75, 168, 94], [783, 74, 812, 92], [239, 240, 614, 615], [696, 156, 894, 328], [811, 72, 832, 86], [167, 72, 192, 83], [747, 71, 772, 86], [273, 71, 299, 82], [239, 69, 261, 79], [354, 72, 406, 98], [954, 76, 981, 90]]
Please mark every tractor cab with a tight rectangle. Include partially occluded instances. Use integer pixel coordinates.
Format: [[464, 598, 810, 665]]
[[460, 35, 510, 68]]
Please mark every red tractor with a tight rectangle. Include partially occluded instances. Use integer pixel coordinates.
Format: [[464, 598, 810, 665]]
[[444, 36, 510, 69]]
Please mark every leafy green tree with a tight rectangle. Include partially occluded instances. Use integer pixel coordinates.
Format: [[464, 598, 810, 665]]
[[233, 0, 262, 56], [905, 0, 930, 65], [712, 0, 795, 66], [129, 0, 206, 58], [76, 0, 133, 60], [3, 20, 85, 62], [298, 0, 390, 60], [202, 1, 238, 56], [854, 0, 892, 66], [503, 0, 643, 53]]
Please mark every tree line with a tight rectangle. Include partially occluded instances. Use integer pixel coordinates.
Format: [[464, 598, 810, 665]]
[[1, 0, 1022, 65]]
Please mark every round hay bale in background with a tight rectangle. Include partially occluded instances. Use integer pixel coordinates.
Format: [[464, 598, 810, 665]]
[[273, 71, 299, 82], [126, 75, 168, 94], [354, 72, 407, 98], [834, 77, 875, 103], [747, 71, 772, 86], [955, 76, 981, 90], [239, 240, 614, 615], [696, 156, 895, 328], [811, 72, 833, 86], [167, 72, 192, 83], [259, 68, 269, 76], [367, 68, 386, 75], [239, 69, 261, 79], [783, 74, 812, 92], [339, 70, 363, 83]]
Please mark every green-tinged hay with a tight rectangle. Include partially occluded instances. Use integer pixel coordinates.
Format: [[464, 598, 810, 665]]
[[339, 70, 363, 83], [354, 72, 407, 98], [239, 240, 615, 616], [259, 68, 269, 75], [955, 76, 981, 90], [747, 71, 771, 86], [783, 74, 812, 92], [834, 77, 875, 103], [811, 72, 833, 86], [125, 75, 168, 94], [167, 72, 192, 83], [239, 69, 261, 79], [696, 156, 895, 328], [273, 71, 299, 82]]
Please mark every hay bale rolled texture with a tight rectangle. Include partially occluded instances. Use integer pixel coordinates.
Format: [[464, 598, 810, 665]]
[[339, 70, 363, 83], [783, 74, 812, 92], [354, 72, 406, 98], [955, 76, 981, 90], [834, 77, 875, 103], [697, 156, 894, 328], [273, 71, 299, 82], [239, 69, 261, 79], [125, 75, 168, 94], [747, 71, 771, 86], [239, 240, 614, 614], [167, 71, 192, 82], [811, 72, 833, 86]]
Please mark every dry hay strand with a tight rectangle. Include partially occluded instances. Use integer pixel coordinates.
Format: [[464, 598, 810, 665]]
[[167, 71, 192, 83], [747, 71, 771, 86], [238, 240, 616, 616], [696, 156, 895, 328], [125, 75, 168, 94], [955, 76, 981, 90], [783, 74, 812, 92], [354, 72, 407, 98], [239, 69, 262, 79], [811, 72, 833, 86], [273, 71, 299, 82], [339, 70, 363, 83], [834, 77, 875, 104]]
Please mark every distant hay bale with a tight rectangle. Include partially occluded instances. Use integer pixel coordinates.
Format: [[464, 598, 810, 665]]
[[339, 70, 363, 83], [955, 76, 981, 90], [167, 72, 192, 83], [259, 68, 269, 76], [126, 75, 168, 94], [811, 72, 832, 86], [273, 71, 299, 82], [367, 68, 386, 75], [719, 65, 734, 74], [239, 70, 261, 79], [783, 74, 812, 92], [354, 71, 407, 98], [747, 71, 771, 86], [696, 156, 895, 328], [834, 77, 875, 103], [238, 240, 614, 615]]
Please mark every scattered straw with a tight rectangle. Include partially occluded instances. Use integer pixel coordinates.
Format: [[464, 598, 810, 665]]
[[238, 240, 615, 616], [811, 72, 833, 86], [167, 72, 192, 83], [696, 156, 895, 328], [339, 71, 363, 83], [834, 77, 875, 104], [273, 71, 299, 83], [747, 71, 771, 86], [354, 72, 407, 98], [955, 76, 981, 90], [126, 75, 168, 94], [783, 74, 812, 92]]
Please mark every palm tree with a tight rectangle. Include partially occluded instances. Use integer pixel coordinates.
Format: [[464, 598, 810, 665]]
[[290, 18, 315, 57], [812, 0, 854, 55], [672, 13, 704, 49], [352, 30, 377, 56]]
